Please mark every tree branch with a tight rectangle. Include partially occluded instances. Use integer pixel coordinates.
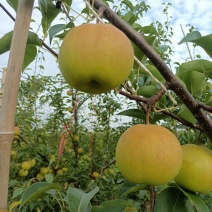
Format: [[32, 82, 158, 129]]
[[117, 88, 203, 131], [90, 0, 212, 141]]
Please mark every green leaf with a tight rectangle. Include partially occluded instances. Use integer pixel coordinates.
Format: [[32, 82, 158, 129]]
[[122, 0, 134, 11], [133, 36, 156, 66], [203, 82, 212, 93], [63, 0, 73, 13], [177, 70, 207, 97], [117, 182, 149, 198], [38, 0, 61, 36], [151, 113, 169, 124], [49, 22, 75, 44], [19, 182, 61, 210], [177, 59, 212, 79], [55, 30, 70, 39], [27, 31, 42, 46], [23, 45, 37, 70], [156, 94, 167, 108], [137, 85, 158, 97], [190, 71, 206, 97], [176, 60, 211, 96], [45, 174, 54, 183], [139, 65, 165, 83], [205, 96, 212, 106], [6, 0, 18, 11], [0, 31, 13, 54], [0, 31, 40, 70], [158, 44, 169, 53], [141, 24, 158, 35], [175, 75, 187, 88], [92, 199, 133, 212], [66, 186, 99, 212], [117, 109, 146, 120], [123, 11, 137, 25], [179, 31, 212, 58], [155, 187, 193, 212], [192, 34, 212, 58], [173, 184, 210, 212], [178, 31, 202, 44], [9, 180, 19, 188], [12, 188, 25, 199], [49, 24, 66, 44], [177, 105, 195, 124], [0, 31, 41, 55]]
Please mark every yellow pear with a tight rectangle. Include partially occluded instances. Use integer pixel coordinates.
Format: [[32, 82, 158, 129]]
[[11, 150, 17, 159], [62, 167, 68, 172], [116, 124, 182, 185], [21, 161, 31, 170], [30, 159, 36, 167], [73, 135, 79, 142], [57, 169, 63, 175], [36, 173, 45, 181], [108, 168, 115, 175], [66, 89, 72, 95], [48, 167, 54, 174], [92, 172, 99, 179], [77, 147, 83, 154], [14, 126, 21, 136], [174, 144, 212, 194], [58, 24, 134, 94], [68, 107, 73, 113], [19, 169, 28, 177], [40, 167, 48, 175]]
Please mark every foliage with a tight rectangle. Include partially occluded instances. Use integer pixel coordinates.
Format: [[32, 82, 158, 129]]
[[0, 0, 211, 211]]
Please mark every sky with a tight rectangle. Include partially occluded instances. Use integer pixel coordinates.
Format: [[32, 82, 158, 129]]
[[148, 0, 212, 63], [0, 0, 212, 76]]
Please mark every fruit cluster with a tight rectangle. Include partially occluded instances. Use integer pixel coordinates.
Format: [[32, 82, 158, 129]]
[[19, 159, 36, 177], [115, 124, 212, 194]]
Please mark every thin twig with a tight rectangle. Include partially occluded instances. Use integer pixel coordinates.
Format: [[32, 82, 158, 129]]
[[117, 89, 148, 103], [42, 42, 58, 58], [196, 131, 202, 145], [96, 6, 106, 23], [117, 88, 203, 131], [198, 102, 212, 113], [146, 106, 150, 124], [0, 3, 15, 21], [101, 159, 116, 174], [61, 4, 73, 22]]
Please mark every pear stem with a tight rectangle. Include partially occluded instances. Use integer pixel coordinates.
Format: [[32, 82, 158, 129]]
[[145, 106, 150, 124], [150, 185, 156, 212], [96, 6, 106, 23]]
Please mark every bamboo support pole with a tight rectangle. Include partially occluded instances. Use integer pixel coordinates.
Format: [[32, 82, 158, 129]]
[[0, 68, 7, 107], [0, 0, 35, 210]]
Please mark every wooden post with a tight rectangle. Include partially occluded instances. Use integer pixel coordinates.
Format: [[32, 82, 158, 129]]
[[0, 0, 35, 210]]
